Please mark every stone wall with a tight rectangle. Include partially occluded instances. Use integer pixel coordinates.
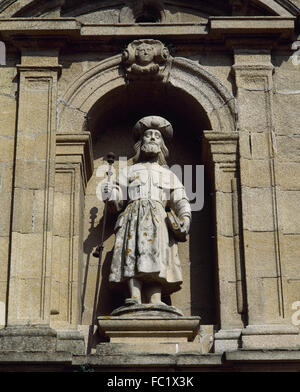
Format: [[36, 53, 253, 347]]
[[0, 0, 299, 371]]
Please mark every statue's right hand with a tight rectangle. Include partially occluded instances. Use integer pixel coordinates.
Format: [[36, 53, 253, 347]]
[[101, 182, 113, 199]]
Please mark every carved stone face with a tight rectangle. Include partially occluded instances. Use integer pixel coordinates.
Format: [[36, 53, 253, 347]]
[[136, 43, 155, 65], [141, 129, 162, 155]]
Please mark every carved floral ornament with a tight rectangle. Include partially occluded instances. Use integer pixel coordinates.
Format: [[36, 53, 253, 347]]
[[122, 39, 171, 82]]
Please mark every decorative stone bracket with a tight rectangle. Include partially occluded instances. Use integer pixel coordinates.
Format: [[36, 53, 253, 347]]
[[122, 39, 171, 82]]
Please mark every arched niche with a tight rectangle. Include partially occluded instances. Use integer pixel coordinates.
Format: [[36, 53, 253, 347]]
[[81, 81, 216, 325], [55, 54, 244, 342]]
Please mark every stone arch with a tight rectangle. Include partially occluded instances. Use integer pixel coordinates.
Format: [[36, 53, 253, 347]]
[[58, 55, 237, 135]]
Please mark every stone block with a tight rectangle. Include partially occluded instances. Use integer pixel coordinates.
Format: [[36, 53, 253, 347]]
[[214, 329, 242, 353], [14, 160, 47, 189], [216, 235, 236, 281], [22, 52, 59, 67], [237, 90, 269, 132], [0, 326, 57, 352], [242, 187, 274, 232], [32, 189, 51, 233], [218, 280, 243, 329], [0, 97, 16, 137], [239, 131, 252, 159], [250, 132, 271, 160], [214, 167, 235, 193], [0, 236, 9, 281], [54, 170, 73, 193], [15, 133, 35, 160], [243, 230, 277, 277], [273, 55, 300, 91], [10, 232, 44, 278], [0, 192, 12, 236], [0, 137, 15, 162], [18, 79, 53, 134], [8, 276, 49, 325], [279, 233, 300, 277], [275, 162, 300, 191], [11, 187, 34, 234], [241, 323, 300, 350], [286, 280, 300, 325], [56, 330, 85, 355], [275, 135, 300, 161], [244, 277, 265, 325], [226, 350, 300, 362], [215, 191, 234, 236], [273, 93, 300, 135], [0, 300, 5, 327], [240, 158, 271, 188], [234, 51, 271, 67], [53, 191, 72, 237], [0, 164, 13, 192], [261, 277, 283, 323], [35, 133, 50, 161], [96, 341, 211, 355], [97, 316, 200, 343], [277, 190, 300, 234], [242, 333, 300, 350], [58, 105, 86, 133]]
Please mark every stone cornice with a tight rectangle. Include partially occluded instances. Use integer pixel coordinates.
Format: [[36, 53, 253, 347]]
[[202, 131, 239, 167], [0, 16, 295, 44], [209, 16, 295, 38], [56, 132, 94, 188]]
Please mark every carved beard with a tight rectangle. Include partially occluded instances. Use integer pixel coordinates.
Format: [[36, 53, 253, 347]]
[[141, 142, 161, 156]]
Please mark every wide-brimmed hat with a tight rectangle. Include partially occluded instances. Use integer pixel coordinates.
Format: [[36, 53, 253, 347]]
[[133, 115, 173, 141]]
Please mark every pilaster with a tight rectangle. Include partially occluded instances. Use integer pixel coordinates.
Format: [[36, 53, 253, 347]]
[[231, 43, 300, 348], [51, 133, 93, 330], [202, 131, 245, 352], [7, 48, 61, 327]]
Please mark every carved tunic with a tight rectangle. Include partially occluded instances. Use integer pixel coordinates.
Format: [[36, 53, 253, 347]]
[[108, 162, 191, 295]]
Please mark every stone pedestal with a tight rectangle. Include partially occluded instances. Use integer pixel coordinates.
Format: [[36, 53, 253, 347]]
[[97, 304, 208, 354]]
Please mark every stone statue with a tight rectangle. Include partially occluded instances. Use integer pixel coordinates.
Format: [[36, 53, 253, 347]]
[[103, 116, 191, 308]]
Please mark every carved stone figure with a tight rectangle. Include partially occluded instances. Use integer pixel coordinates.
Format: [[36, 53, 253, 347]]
[[122, 39, 170, 81], [104, 116, 191, 307]]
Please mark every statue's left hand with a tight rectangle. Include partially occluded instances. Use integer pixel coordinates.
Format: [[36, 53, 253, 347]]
[[180, 216, 191, 234]]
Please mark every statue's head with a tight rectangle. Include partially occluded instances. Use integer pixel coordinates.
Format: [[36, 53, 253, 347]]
[[133, 116, 173, 165], [135, 43, 155, 65]]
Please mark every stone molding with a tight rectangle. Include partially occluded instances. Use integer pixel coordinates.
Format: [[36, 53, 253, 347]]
[[97, 317, 201, 343], [56, 132, 94, 189], [0, 16, 295, 44], [58, 53, 237, 134]]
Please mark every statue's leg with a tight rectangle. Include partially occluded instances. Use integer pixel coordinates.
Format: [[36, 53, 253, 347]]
[[145, 284, 166, 305], [127, 278, 142, 304]]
